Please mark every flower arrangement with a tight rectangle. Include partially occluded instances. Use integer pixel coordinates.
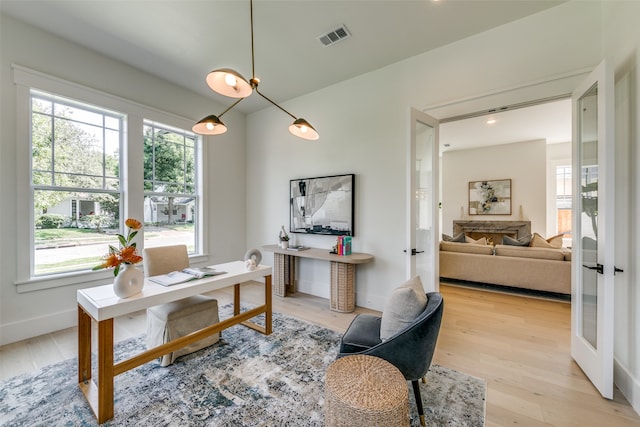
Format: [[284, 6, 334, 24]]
[[93, 218, 143, 276]]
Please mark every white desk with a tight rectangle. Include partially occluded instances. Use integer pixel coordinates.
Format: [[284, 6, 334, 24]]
[[77, 261, 272, 423], [262, 245, 373, 312]]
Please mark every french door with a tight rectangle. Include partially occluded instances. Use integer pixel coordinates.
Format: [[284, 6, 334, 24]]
[[570, 59, 615, 399], [406, 108, 439, 292]]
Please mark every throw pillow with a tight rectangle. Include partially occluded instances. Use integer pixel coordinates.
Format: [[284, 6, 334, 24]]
[[465, 235, 487, 245], [502, 234, 531, 246], [449, 232, 466, 243], [441, 233, 453, 241], [379, 276, 428, 341], [530, 232, 564, 249]]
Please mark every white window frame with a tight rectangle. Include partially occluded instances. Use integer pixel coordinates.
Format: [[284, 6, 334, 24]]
[[13, 65, 207, 293]]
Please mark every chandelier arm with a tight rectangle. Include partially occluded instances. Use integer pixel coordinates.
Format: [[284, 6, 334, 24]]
[[255, 88, 297, 120], [218, 97, 246, 118]]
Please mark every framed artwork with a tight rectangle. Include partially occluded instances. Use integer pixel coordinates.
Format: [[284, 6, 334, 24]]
[[468, 179, 512, 215], [290, 174, 354, 236]]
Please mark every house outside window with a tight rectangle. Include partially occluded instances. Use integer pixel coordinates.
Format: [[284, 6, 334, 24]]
[[143, 121, 199, 253], [31, 90, 123, 276]]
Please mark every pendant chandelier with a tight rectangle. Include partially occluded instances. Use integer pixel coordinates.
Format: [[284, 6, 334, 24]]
[[193, 0, 319, 140]]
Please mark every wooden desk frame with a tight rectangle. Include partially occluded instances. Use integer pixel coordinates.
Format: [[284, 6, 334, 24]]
[[77, 266, 271, 423]]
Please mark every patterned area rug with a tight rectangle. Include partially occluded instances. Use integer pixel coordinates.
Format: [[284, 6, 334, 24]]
[[1, 308, 485, 426]]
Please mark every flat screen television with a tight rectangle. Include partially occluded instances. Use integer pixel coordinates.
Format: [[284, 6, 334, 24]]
[[290, 174, 354, 236]]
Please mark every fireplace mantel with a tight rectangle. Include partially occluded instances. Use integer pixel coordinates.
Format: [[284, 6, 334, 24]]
[[453, 220, 531, 240]]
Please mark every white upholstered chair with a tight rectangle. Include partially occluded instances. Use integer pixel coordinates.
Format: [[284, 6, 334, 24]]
[[144, 245, 220, 367]]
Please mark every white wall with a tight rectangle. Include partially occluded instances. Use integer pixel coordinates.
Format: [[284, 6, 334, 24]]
[[246, 1, 601, 310], [602, 0, 640, 415], [0, 14, 247, 344], [441, 140, 547, 237]]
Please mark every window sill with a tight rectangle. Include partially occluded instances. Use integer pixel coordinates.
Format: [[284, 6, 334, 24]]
[[15, 253, 211, 293], [15, 269, 115, 293]]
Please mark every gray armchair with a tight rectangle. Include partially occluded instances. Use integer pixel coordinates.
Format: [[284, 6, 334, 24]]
[[337, 292, 444, 426]]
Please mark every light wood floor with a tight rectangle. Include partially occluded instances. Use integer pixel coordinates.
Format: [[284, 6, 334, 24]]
[[1, 283, 639, 426]]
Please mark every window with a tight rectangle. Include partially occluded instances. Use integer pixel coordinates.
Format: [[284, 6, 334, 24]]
[[31, 90, 124, 276], [143, 121, 199, 253], [556, 165, 572, 236], [15, 65, 206, 289]]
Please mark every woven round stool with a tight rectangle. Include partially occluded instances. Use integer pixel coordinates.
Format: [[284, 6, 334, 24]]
[[325, 354, 409, 427]]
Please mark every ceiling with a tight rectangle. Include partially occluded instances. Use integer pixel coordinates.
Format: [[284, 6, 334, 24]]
[[440, 98, 572, 152], [2, 0, 570, 146]]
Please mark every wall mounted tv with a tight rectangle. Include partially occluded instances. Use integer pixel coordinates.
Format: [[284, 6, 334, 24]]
[[290, 174, 354, 236]]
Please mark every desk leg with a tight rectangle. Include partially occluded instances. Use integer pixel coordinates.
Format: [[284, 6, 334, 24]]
[[78, 308, 114, 423], [265, 275, 272, 335], [330, 262, 356, 313], [234, 284, 240, 316], [78, 305, 91, 384], [96, 318, 115, 423], [234, 277, 272, 336]]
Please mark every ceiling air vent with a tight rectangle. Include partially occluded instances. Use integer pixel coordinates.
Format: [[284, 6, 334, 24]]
[[317, 25, 351, 47]]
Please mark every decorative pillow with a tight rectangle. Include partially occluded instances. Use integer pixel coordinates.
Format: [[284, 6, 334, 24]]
[[502, 234, 531, 246], [530, 232, 564, 249], [465, 235, 487, 245], [379, 276, 428, 341], [449, 232, 466, 243], [441, 233, 452, 241]]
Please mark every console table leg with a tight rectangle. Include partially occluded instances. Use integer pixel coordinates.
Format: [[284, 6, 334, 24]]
[[274, 253, 296, 297], [330, 262, 356, 313]]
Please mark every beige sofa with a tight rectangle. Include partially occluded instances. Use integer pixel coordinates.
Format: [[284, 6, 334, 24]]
[[439, 241, 571, 295]]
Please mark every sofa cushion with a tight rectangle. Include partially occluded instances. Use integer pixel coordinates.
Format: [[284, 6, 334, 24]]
[[530, 232, 564, 249], [502, 234, 531, 246], [379, 276, 427, 341], [440, 241, 494, 255], [445, 232, 466, 243], [466, 235, 488, 245], [495, 244, 565, 261]]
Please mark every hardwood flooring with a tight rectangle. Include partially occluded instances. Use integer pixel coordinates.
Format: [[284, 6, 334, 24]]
[[1, 283, 638, 426]]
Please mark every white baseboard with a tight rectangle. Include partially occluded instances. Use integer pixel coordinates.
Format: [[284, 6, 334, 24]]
[[614, 357, 640, 416], [0, 308, 76, 346]]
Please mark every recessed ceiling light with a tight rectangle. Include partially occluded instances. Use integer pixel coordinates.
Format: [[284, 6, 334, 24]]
[[486, 118, 497, 125]]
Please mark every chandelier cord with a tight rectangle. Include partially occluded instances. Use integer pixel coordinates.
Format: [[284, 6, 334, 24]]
[[250, 0, 256, 81]]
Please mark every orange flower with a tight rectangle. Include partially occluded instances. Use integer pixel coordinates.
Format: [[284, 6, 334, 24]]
[[125, 218, 142, 230], [93, 218, 144, 276], [120, 246, 143, 264], [103, 253, 121, 269]]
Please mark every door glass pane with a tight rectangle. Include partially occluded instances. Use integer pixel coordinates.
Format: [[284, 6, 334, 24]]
[[579, 83, 598, 349], [415, 121, 434, 288]]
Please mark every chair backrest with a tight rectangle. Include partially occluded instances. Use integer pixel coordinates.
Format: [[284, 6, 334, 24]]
[[142, 245, 190, 277], [358, 292, 444, 381]]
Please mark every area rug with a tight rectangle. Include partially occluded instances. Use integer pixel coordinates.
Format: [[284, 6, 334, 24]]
[[0, 307, 485, 426]]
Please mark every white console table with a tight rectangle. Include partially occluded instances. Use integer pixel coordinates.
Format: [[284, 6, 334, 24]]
[[262, 244, 374, 313]]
